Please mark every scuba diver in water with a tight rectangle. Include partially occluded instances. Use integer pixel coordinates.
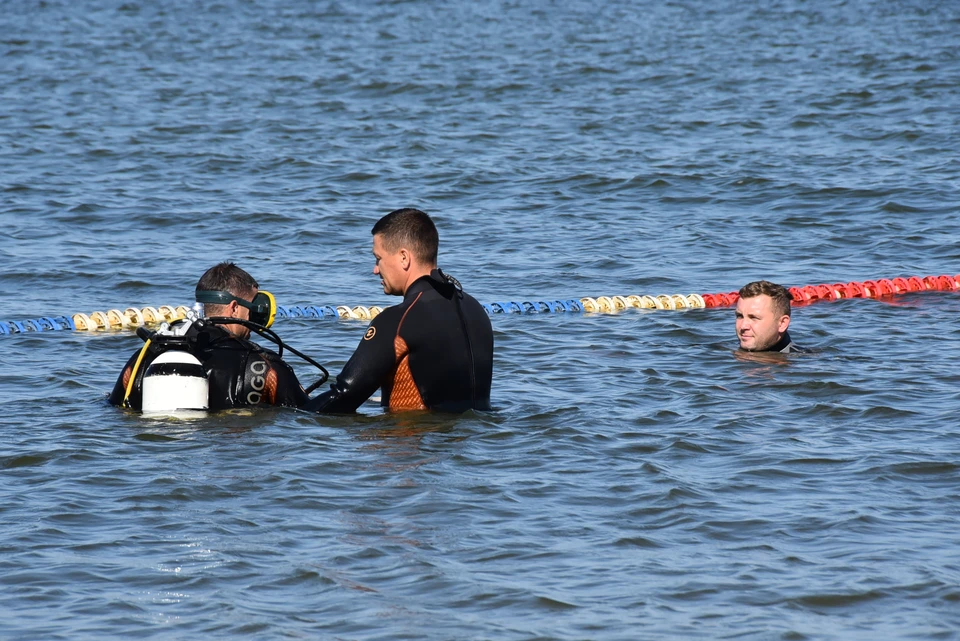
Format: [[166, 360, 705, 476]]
[[735, 280, 805, 353], [108, 262, 326, 413]]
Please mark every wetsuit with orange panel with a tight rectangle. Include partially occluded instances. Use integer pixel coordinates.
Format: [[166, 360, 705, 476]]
[[304, 270, 493, 413]]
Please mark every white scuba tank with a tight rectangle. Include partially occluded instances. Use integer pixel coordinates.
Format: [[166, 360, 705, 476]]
[[141, 350, 209, 417]]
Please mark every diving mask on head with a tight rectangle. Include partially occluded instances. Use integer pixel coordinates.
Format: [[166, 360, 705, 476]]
[[194, 290, 277, 328]]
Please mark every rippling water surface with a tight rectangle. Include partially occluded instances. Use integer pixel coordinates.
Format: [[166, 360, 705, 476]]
[[2, 0, 960, 638]]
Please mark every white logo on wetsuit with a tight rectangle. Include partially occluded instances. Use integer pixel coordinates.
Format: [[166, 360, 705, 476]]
[[246, 359, 268, 405]]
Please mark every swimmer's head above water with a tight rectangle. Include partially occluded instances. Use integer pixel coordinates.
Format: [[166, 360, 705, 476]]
[[735, 280, 793, 352]]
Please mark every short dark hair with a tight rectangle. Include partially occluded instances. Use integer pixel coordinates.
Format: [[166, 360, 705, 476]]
[[196, 262, 258, 315], [738, 280, 792, 317], [371, 208, 439, 265]]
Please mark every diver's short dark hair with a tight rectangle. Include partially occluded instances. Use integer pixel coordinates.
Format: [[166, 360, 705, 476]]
[[371, 208, 439, 265], [738, 280, 792, 317], [196, 262, 258, 314]]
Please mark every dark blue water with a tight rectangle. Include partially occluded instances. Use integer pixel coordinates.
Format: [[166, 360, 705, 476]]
[[2, 0, 960, 638]]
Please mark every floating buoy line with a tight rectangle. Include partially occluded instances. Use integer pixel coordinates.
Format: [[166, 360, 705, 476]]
[[1, 273, 957, 336]]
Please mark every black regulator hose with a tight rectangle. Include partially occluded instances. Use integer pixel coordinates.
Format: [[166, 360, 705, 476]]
[[206, 317, 330, 393]]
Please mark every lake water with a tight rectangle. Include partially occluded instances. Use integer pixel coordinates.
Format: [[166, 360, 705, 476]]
[[2, 0, 960, 638]]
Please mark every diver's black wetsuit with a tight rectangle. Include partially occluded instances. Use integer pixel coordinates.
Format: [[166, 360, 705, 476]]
[[304, 270, 493, 413], [108, 320, 308, 411]]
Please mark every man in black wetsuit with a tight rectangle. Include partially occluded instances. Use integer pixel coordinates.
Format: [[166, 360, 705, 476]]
[[305, 208, 493, 413], [735, 280, 804, 353], [109, 262, 308, 411]]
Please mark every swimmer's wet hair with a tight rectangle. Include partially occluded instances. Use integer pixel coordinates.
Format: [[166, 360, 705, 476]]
[[739, 280, 792, 318], [372, 208, 439, 265]]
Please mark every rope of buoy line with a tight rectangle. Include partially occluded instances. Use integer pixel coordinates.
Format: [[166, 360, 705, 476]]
[[0, 273, 956, 335], [0, 304, 389, 335], [699, 273, 960, 308]]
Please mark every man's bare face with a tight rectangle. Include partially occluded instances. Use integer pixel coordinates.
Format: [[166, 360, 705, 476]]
[[735, 295, 789, 351]]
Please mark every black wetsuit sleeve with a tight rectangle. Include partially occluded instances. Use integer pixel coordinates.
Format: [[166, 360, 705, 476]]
[[303, 313, 399, 414], [207, 341, 309, 410], [263, 356, 310, 408]]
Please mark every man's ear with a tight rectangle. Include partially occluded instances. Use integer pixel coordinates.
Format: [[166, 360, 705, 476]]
[[227, 299, 240, 317], [778, 314, 791, 334], [399, 248, 411, 270]]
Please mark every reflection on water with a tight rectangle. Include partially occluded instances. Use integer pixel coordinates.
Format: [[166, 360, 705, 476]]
[[733, 349, 795, 365]]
